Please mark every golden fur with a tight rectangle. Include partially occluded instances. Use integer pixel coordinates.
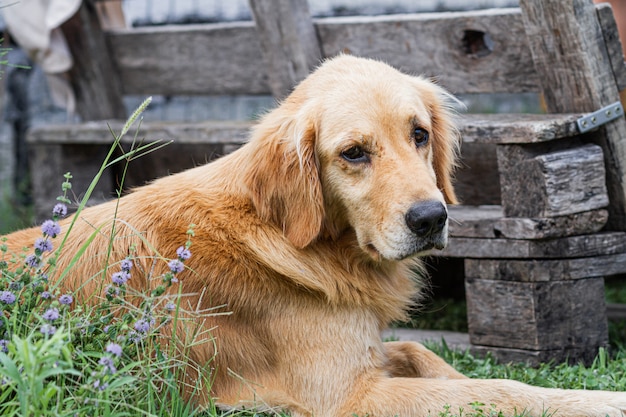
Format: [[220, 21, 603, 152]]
[[5, 55, 626, 416]]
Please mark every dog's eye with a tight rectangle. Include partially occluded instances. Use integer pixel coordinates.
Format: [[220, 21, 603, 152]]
[[412, 128, 429, 147], [341, 146, 369, 163]]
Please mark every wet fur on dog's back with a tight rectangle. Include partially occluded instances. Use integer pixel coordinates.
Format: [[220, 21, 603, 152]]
[[5, 55, 626, 416]]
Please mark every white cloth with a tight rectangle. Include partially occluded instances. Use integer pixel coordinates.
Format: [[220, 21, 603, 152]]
[[2, 0, 125, 114]]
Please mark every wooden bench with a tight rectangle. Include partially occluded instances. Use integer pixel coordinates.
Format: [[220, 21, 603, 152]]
[[26, 0, 626, 364]]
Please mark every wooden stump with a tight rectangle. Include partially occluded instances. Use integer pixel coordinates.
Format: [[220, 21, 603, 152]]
[[465, 260, 609, 365]]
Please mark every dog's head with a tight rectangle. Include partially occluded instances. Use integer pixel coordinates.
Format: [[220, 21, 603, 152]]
[[244, 55, 460, 261]]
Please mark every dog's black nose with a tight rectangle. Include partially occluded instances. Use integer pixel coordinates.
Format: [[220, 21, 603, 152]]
[[405, 201, 447, 237]]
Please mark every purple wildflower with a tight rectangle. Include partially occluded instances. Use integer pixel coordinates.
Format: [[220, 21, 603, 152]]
[[133, 319, 151, 333], [34, 238, 53, 253], [111, 271, 130, 286], [41, 220, 61, 238], [93, 379, 109, 391], [52, 203, 67, 218], [0, 291, 16, 305], [25, 255, 41, 268], [120, 258, 133, 272], [0, 340, 8, 353], [127, 330, 142, 344], [105, 342, 123, 358], [40, 291, 52, 299], [176, 246, 191, 260], [99, 356, 117, 374], [165, 302, 176, 311], [42, 307, 60, 321], [105, 285, 120, 297], [58, 294, 73, 305], [8, 281, 22, 291], [168, 259, 184, 274], [40, 324, 57, 336]]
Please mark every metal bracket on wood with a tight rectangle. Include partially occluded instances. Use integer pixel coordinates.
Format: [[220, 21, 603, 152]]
[[577, 101, 624, 133]]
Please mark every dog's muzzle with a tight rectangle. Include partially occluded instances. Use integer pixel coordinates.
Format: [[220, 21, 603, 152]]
[[404, 200, 448, 250]]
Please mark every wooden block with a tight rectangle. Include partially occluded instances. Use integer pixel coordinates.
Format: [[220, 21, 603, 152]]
[[497, 142, 608, 217], [465, 253, 626, 282], [465, 277, 608, 351], [438, 232, 626, 259], [448, 205, 608, 239]]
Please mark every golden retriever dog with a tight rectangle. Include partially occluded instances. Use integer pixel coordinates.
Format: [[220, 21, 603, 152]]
[[5, 55, 626, 416]]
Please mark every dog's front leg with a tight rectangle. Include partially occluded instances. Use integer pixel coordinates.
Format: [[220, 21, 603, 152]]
[[339, 375, 626, 417], [383, 341, 466, 379]]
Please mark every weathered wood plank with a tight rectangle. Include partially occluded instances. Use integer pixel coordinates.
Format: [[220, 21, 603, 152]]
[[106, 9, 534, 95], [459, 113, 581, 144], [465, 277, 608, 351], [108, 22, 269, 96], [437, 232, 626, 259], [596, 3, 626, 92], [465, 253, 626, 282], [497, 143, 608, 218], [248, 0, 322, 99], [316, 8, 535, 94], [448, 206, 608, 239], [27, 120, 254, 145], [520, 0, 626, 230], [60, 0, 126, 120], [27, 114, 589, 145]]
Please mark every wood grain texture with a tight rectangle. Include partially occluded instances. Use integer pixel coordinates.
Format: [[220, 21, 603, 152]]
[[596, 2, 626, 92], [60, 0, 126, 120], [465, 277, 608, 351], [248, 0, 322, 99], [105, 8, 537, 95], [465, 252, 626, 282], [438, 232, 626, 259], [316, 8, 535, 94], [520, 0, 626, 230], [108, 22, 269, 96], [27, 120, 254, 145], [459, 113, 581, 144], [448, 206, 608, 239], [27, 114, 585, 144], [497, 143, 608, 217]]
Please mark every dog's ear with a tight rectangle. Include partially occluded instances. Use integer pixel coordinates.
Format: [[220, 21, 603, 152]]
[[427, 86, 461, 205], [244, 112, 324, 248]]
